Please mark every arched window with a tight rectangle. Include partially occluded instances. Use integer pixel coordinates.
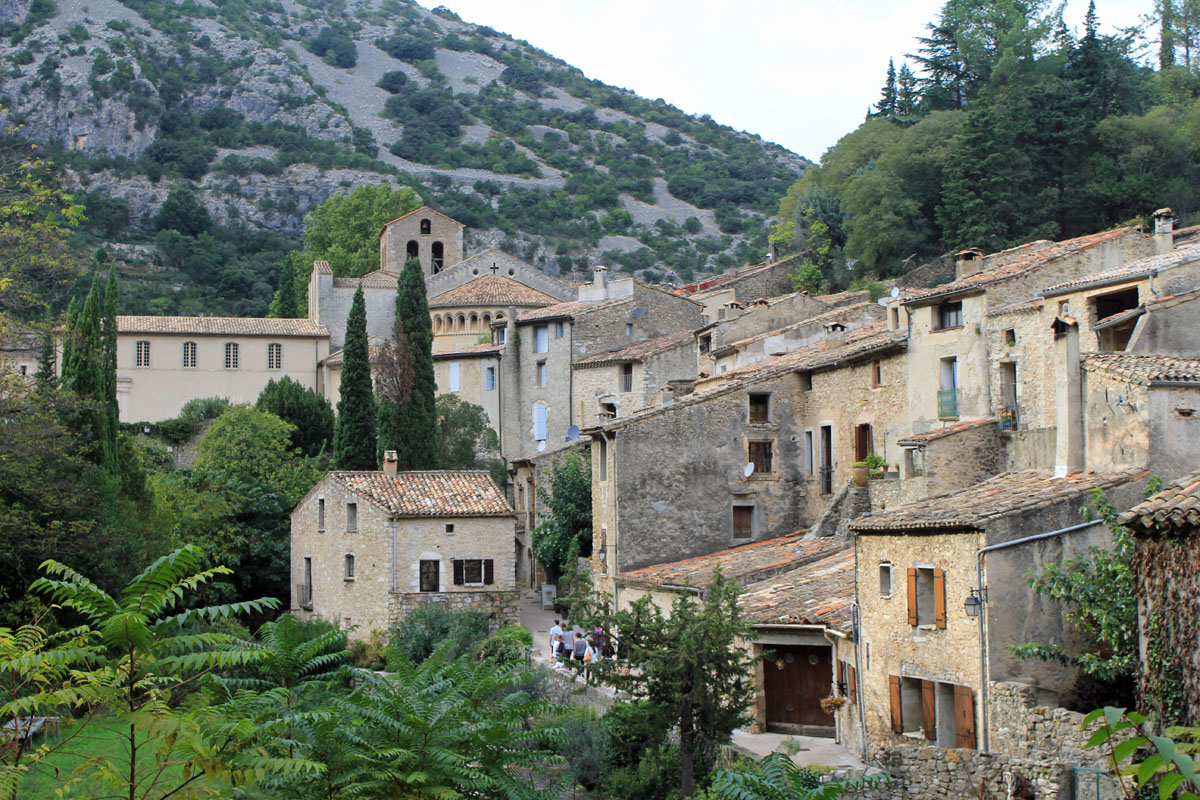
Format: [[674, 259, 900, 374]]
[[469, 312, 478, 330], [457, 314, 466, 332], [406, 240, 419, 260], [135, 340, 151, 367], [431, 241, 444, 272], [482, 313, 491, 327], [420, 218, 431, 235], [433, 316, 442, 333], [267, 343, 282, 370], [182, 341, 197, 369], [224, 342, 239, 369]]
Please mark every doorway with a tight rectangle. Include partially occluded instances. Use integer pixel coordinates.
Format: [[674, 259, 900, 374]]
[[854, 423, 874, 462], [763, 644, 834, 736]]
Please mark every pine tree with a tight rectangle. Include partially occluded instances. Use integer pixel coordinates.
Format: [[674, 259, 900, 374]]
[[1160, 0, 1177, 70], [379, 256, 438, 469], [333, 284, 377, 470], [874, 58, 898, 117], [60, 296, 78, 383], [896, 63, 920, 117], [102, 269, 119, 439]]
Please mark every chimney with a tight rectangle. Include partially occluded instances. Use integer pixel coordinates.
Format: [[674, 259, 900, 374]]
[[593, 265, 609, 296], [383, 450, 398, 475], [1051, 316, 1083, 477], [1153, 207, 1175, 255], [824, 321, 846, 351], [955, 248, 984, 280]]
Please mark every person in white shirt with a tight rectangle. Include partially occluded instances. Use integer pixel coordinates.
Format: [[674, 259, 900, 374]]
[[548, 620, 563, 655]]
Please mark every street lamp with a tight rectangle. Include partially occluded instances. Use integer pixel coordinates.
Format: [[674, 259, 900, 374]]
[[964, 588, 984, 618]]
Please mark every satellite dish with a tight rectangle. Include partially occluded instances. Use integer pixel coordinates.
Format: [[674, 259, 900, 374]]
[[743, 462, 755, 478], [633, 308, 647, 319], [537, 441, 546, 452], [566, 425, 580, 442], [890, 286, 900, 298]]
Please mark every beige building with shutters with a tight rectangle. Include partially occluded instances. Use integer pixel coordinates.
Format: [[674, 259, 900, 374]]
[[115, 316, 330, 423], [850, 468, 1147, 752], [290, 459, 518, 639]]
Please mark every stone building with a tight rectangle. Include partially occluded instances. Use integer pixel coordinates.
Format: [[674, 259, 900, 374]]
[[428, 275, 557, 354], [850, 468, 1147, 751], [507, 440, 588, 590], [0, 325, 41, 381], [496, 270, 705, 461], [588, 324, 908, 595], [1119, 471, 1200, 724], [570, 331, 697, 428], [431, 342, 504, 434], [290, 458, 517, 639], [378, 206, 464, 278], [115, 316, 330, 422]]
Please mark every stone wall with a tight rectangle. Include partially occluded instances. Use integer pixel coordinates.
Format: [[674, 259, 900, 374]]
[[919, 422, 1005, 499], [1006, 427, 1056, 472], [388, 588, 521, 631], [856, 682, 1121, 800], [722, 255, 800, 303]]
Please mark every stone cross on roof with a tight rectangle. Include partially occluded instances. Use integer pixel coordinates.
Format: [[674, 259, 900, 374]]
[[490, 262, 500, 275]]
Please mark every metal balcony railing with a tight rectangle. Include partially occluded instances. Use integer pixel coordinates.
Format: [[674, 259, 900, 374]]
[[937, 388, 958, 420], [296, 583, 312, 610], [620, 373, 634, 393]]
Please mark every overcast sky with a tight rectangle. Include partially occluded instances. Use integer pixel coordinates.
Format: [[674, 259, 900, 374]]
[[416, 0, 1154, 162]]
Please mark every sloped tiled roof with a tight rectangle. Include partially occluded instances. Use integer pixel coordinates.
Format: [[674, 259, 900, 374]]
[[738, 548, 856, 632], [574, 331, 695, 368], [332, 271, 399, 289], [378, 205, 464, 233], [514, 296, 631, 323], [1082, 352, 1200, 385], [331, 470, 511, 517], [432, 343, 504, 359], [898, 418, 995, 446], [596, 325, 906, 433], [319, 336, 388, 367], [709, 302, 882, 357], [117, 316, 329, 337], [1119, 472, 1200, 533], [429, 275, 557, 308], [903, 227, 1136, 306], [618, 533, 838, 589], [986, 296, 1044, 317], [851, 469, 1147, 533], [313, 260, 332, 275], [1042, 244, 1200, 296]]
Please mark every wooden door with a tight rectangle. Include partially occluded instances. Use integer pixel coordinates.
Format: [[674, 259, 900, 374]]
[[763, 645, 833, 736], [855, 424, 873, 461]]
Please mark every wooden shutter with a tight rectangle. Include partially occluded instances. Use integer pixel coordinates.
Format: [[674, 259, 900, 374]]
[[954, 685, 976, 749], [452, 559, 464, 586], [921, 680, 936, 740], [888, 675, 903, 733], [837, 659, 845, 688], [483, 559, 494, 585], [906, 568, 918, 625], [933, 569, 947, 629], [848, 665, 857, 704]]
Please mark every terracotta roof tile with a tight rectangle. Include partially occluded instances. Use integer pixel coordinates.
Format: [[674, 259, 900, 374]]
[[313, 260, 332, 275], [117, 316, 329, 337], [1082, 352, 1200, 385], [1042, 244, 1200, 296], [738, 548, 856, 631], [851, 469, 1147, 533], [573, 331, 695, 368], [332, 271, 399, 289], [986, 296, 1045, 316], [903, 227, 1136, 306], [514, 297, 631, 323], [1118, 472, 1200, 533], [618, 533, 839, 588], [432, 343, 504, 359], [378, 205, 464, 234], [320, 336, 389, 367], [331, 470, 512, 517], [898, 418, 995, 446], [429, 275, 557, 308], [709, 302, 882, 357]]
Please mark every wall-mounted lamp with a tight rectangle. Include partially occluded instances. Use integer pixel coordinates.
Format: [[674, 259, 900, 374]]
[[596, 543, 607, 561], [964, 588, 985, 618]]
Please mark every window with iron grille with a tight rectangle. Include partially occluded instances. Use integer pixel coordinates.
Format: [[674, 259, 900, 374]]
[[183, 341, 197, 368], [224, 342, 239, 369], [748, 440, 773, 473], [267, 343, 282, 370], [135, 340, 151, 367]]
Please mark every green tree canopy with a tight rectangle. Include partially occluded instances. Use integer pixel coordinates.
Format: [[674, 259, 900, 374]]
[[378, 256, 438, 469], [435, 394, 500, 474], [532, 450, 592, 579], [256, 376, 335, 458]]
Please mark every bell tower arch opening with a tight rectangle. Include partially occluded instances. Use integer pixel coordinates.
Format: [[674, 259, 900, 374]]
[[432, 241, 445, 273], [406, 240, 419, 262]]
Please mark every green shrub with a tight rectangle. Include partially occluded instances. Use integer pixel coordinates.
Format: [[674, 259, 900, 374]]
[[494, 625, 533, 647], [376, 70, 408, 94], [156, 417, 195, 444], [603, 699, 669, 768], [180, 396, 230, 422], [559, 708, 610, 790], [474, 632, 527, 665], [389, 605, 490, 665], [604, 743, 682, 800]]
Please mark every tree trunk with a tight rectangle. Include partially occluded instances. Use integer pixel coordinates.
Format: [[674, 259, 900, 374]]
[[680, 696, 695, 798]]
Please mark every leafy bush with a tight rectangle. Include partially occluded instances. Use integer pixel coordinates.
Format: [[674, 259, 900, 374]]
[[603, 699, 669, 768], [308, 27, 356, 68], [474, 631, 528, 665], [605, 743, 683, 800], [376, 70, 409, 94], [348, 629, 388, 670], [494, 625, 533, 647], [180, 396, 230, 422], [389, 605, 490, 665], [558, 708, 610, 790], [377, 33, 434, 62]]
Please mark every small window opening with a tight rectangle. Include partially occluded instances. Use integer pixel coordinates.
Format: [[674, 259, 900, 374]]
[[317, 498, 325, 531], [801, 370, 813, 391], [936, 301, 963, 330], [344, 554, 355, 580], [748, 441, 773, 474], [420, 218, 431, 235], [879, 563, 893, 596], [620, 363, 633, 393], [420, 559, 439, 592], [748, 393, 769, 423], [346, 502, 357, 532], [1004, 328, 1016, 345]]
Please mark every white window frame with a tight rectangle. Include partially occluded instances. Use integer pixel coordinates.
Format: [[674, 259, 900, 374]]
[[182, 341, 197, 369], [224, 342, 239, 370], [534, 326, 549, 353], [485, 365, 496, 391], [533, 403, 547, 441], [267, 342, 282, 370], [135, 340, 151, 367]]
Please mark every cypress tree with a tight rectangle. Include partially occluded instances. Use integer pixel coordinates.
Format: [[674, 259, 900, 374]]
[[36, 329, 56, 391], [102, 269, 120, 437], [379, 256, 437, 469], [60, 296, 79, 383], [333, 284, 378, 470], [66, 273, 117, 471], [875, 58, 897, 118], [274, 257, 299, 318]]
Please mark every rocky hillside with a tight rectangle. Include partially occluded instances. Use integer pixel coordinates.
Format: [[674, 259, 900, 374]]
[[0, 0, 805, 311]]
